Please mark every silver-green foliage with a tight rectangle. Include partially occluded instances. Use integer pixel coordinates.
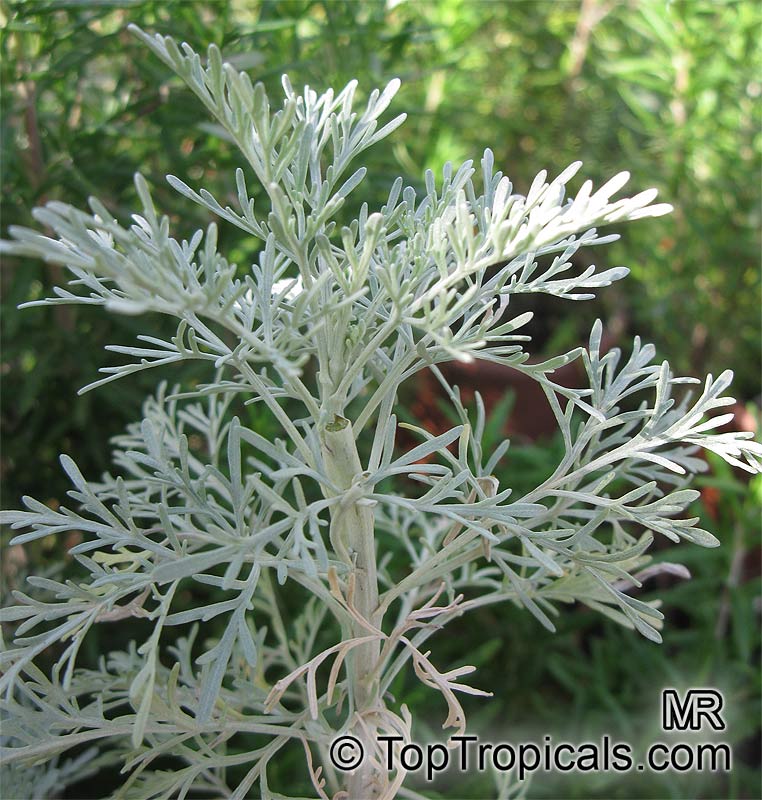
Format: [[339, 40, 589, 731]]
[[1, 26, 760, 799]]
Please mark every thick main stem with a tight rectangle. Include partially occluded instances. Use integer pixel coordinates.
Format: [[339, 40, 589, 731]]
[[321, 417, 382, 798]]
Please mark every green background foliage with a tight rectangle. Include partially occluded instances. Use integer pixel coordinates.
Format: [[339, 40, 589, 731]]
[[2, 1, 760, 798]]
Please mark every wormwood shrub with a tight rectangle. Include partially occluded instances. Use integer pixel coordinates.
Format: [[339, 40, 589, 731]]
[[1, 27, 760, 800]]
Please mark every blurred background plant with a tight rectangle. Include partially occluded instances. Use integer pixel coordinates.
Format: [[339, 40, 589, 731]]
[[1, 1, 759, 798]]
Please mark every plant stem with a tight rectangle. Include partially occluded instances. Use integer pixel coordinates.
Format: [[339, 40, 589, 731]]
[[321, 415, 381, 797]]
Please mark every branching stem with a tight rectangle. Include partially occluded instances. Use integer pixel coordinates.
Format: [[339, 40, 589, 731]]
[[320, 415, 382, 797]]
